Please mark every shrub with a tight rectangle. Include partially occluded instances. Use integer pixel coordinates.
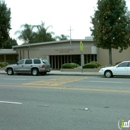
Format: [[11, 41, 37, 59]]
[[89, 61, 101, 67], [2, 62, 9, 66], [83, 63, 98, 68], [0, 62, 9, 68], [62, 63, 79, 69]]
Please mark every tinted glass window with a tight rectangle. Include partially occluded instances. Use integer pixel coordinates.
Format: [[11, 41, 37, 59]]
[[34, 59, 41, 64], [128, 62, 130, 67], [43, 60, 49, 64], [25, 60, 32, 64], [118, 62, 129, 67], [17, 60, 24, 65]]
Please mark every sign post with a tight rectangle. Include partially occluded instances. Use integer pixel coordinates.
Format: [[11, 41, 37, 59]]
[[80, 41, 84, 73]]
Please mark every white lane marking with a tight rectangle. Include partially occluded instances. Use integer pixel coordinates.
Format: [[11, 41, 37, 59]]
[[0, 101, 22, 105]]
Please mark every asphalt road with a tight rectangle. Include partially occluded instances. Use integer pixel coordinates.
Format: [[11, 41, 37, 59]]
[[0, 74, 130, 130]]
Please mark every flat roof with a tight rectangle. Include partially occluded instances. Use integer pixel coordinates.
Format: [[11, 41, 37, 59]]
[[12, 39, 94, 49], [0, 49, 17, 54]]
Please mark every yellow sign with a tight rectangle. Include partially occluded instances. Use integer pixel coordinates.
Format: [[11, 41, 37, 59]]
[[80, 41, 84, 51]]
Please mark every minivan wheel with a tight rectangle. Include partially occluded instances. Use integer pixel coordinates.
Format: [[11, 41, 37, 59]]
[[31, 68, 38, 76], [104, 71, 112, 78], [7, 68, 14, 75]]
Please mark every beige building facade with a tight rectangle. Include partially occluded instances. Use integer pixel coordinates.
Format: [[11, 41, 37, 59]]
[[0, 49, 18, 64], [12, 39, 130, 69]]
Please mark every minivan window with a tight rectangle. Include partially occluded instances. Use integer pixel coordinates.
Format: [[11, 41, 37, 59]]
[[25, 60, 32, 64], [17, 60, 24, 65], [34, 59, 41, 64], [43, 60, 49, 64]]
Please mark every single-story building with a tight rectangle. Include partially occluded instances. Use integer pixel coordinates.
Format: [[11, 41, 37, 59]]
[[11, 39, 130, 69], [0, 49, 18, 64]]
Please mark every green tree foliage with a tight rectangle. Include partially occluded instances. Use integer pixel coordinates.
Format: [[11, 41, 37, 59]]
[[3, 38, 18, 48], [15, 24, 36, 43], [91, 0, 130, 65], [15, 22, 55, 44], [0, 0, 11, 48], [55, 34, 69, 41], [33, 21, 55, 42]]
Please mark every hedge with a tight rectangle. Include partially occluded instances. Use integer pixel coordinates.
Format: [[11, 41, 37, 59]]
[[0, 62, 9, 68], [62, 63, 79, 69], [83, 63, 98, 68], [83, 61, 101, 68], [89, 61, 101, 67]]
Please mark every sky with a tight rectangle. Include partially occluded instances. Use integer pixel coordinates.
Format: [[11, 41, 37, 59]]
[[4, 0, 130, 45]]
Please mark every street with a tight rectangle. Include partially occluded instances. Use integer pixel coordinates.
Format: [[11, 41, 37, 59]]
[[0, 74, 130, 130]]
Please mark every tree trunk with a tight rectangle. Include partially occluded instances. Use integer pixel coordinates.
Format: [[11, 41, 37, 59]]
[[109, 48, 112, 65]]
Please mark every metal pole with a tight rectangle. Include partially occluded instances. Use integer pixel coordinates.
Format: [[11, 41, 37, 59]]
[[28, 46, 30, 58], [81, 51, 83, 73], [70, 26, 71, 45], [68, 26, 73, 45]]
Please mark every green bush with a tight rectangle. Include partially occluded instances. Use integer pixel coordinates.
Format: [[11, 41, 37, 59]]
[[83, 63, 98, 68], [89, 61, 101, 67], [0, 62, 9, 68], [62, 63, 79, 69]]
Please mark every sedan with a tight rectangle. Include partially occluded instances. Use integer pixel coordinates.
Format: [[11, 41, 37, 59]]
[[99, 61, 130, 78]]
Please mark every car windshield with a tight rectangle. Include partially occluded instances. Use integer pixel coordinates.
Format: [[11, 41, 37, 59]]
[[118, 62, 129, 67], [17, 60, 24, 65]]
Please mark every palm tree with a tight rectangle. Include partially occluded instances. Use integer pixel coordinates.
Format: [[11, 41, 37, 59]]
[[33, 21, 55, 42], [15, 24, 35, 44], [55, 34, 69, 41]]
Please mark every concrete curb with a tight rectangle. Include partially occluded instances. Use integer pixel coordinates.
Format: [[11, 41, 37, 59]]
[[0, 70, 99, 76]]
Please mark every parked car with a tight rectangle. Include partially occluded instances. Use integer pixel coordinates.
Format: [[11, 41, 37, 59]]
[[5, 58, 51, 76], [99, 61, 130, 78]]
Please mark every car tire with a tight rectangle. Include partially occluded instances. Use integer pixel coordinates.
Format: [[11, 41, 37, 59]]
[[7, 68, 14, 75], [31, 68, 39, 76], [104, 71, 113, 78]]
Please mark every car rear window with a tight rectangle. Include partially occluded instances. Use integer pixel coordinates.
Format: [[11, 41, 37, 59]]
[[42, 60, 49, 64]]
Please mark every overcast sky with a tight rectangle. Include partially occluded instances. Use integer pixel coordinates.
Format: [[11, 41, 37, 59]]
[[4, 0, 130, 45]]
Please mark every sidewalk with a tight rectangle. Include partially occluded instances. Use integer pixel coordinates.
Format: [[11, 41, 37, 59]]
[[0, 70, 99, 76]]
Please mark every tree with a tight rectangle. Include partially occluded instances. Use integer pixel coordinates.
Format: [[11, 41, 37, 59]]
[[0, 0, 11, 48], [55, 34, 69, 41], [15, 22, 55, 44], [15, 24, 35, 44], [90, 0, 130, 65], [33, 21, 55, 42], [2, 38, 18, 49]]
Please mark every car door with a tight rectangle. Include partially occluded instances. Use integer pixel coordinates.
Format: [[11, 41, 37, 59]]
[[22, 59, 32, 72], [113, 62, 129, 75], [13, 59, 25, 72], [127, 62, 130, 75]]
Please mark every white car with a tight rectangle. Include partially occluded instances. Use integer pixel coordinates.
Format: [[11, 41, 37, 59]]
[[99, 61, 130, 78]]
